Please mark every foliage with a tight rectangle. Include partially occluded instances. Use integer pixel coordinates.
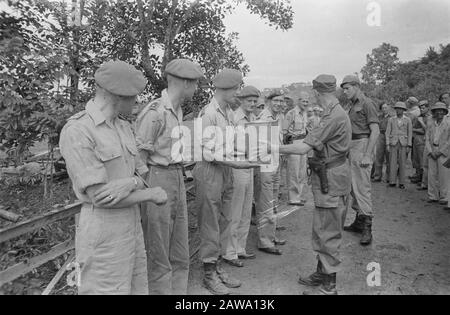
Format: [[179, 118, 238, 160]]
[[361, 42, 400, 85], [361, 43, 450, 106], [0, 0, 294, 167]]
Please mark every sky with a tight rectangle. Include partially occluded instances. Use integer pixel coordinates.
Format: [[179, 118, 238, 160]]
[[223, 0, 450, 89]]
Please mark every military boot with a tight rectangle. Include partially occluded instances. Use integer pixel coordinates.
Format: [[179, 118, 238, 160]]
[[298, 260, 326, 287], [216, 260, 242, 288], [203, 263, 230, 295], [343, 214, 364, 233], [303, 273, 338, 295], [360, 215, 373, 246], [319, 273, 338, 295]]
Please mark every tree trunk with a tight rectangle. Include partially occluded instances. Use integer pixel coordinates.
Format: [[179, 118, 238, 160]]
[[136, 0, 158, 82]]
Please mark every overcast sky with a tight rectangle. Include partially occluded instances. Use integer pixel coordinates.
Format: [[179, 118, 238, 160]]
[[224, 0, 450, 89]]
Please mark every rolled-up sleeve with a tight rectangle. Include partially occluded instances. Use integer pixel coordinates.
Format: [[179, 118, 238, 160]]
[[365, 101, 380, 125], [304, 116, 336, 152], [59, 124, 108, 193], [135, 110, 162, 163]]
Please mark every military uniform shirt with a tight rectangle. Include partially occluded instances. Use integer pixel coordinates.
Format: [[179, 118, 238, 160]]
[[348, 91, 379, 135], [304, 103, 352, 196], [283, 106, 307, 137], [60, 100, 148, 203], [200, 98, 235, 162], [135, 89, 184, 166]]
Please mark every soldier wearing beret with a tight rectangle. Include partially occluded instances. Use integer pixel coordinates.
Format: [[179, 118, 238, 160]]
[[386, 102, 412, 189], [254, 90, 287, 256], [278, 74, 352, 295], [283, 91, 310, 206], [59, 60, 167, 295], [221, 85, 260, 267], [135, 58, 204, 295], [341, 75, 380, 246], [193, 69, 259, 295]]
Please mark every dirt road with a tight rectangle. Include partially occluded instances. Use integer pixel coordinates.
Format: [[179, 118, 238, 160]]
[[187, 170, 450, 295]]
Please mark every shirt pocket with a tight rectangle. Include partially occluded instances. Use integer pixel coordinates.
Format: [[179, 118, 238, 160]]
[[94, 145, 122, 162], [124, 141, 138, 156]]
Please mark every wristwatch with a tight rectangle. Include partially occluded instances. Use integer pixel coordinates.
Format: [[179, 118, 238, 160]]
[[132, 176, 138, 189]]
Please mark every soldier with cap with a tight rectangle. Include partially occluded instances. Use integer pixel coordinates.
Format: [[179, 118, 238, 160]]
[[278, 74, 352, 295], [283, 91, 309, 206], [386, 102, 412, 189], [193, 69, 259, 295], [254, 89, 287, 256], [221, 85, 260, 267], [135, 58, 204, 295], [341, 74, 380, 246], [425, 102, 450, 208], [59, 60, 167, 295]]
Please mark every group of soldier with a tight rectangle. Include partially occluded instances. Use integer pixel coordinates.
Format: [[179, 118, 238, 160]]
[[372, 94, 450, 209], [59, 57, 450, 296]]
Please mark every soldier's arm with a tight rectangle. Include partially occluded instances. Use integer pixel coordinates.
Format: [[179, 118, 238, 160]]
[[86, 184, 166, 208], [365, 102, 380, 156], [135, 107, 163, 164], [385, 118, 391, 146], [366, 123, 380, 156], [407, 118, 413, 147], [439, 123, 450, 157], [425, 125, 433, 155], [280, 113, 338, 156], [61, 124, 165, 208]]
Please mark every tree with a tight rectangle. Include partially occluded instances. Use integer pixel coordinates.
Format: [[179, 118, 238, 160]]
[[361, 42, 400, 85], [360, 43, 450, 106]]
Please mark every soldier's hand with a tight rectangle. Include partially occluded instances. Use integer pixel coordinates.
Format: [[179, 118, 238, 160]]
[[149, 187, 168, 205], [94, 178, 135, 207], [386, 145, 390, 153], [360, 155, 372, 168], [406, 146, 411, 155]]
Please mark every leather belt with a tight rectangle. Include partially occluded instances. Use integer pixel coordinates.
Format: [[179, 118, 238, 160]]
[[352, 134, 369, 140], [150, 164, 184, 170]]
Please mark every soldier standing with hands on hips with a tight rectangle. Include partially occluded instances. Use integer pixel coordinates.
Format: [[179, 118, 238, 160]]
[[59, 60, 167, 295]]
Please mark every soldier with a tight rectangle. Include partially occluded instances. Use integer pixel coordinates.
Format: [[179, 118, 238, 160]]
[[417, 100, 432, 191], [410, 100, 430, 187], [372, 103, 391, 183], [425, 102, 450, 206], [283, 91, 309, 206], [135, 59, 204, 295], [59, 60, 167, 295], [193, 69, 258, 295], [407, 96, 422, 182], [386, 102, 413, 189], [254, 90, 287, 256], [341, 75, 380, 246], [254, 97, 266, 117], [278, 74, 352, 295], [221, 85, 260, 267]]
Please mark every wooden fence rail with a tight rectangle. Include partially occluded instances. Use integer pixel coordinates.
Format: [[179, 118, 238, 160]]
[[0, 162, 197, 292]]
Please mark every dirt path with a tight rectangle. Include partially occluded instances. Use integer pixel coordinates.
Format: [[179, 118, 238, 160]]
[[187, 168, 450, 295]]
